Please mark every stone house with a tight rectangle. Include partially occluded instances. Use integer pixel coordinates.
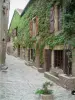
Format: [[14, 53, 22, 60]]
[[7, 8, 23, 57], [8, 0, 75, 90]]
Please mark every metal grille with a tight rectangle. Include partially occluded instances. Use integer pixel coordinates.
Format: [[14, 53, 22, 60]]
[[54, 50, 63, 69]]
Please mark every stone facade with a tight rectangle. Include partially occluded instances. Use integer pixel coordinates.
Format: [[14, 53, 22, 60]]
[[7, 9, 23, 57], [43, 4, 75, 90], [7, 0, 75, 90], [0, 0, 10, 67]]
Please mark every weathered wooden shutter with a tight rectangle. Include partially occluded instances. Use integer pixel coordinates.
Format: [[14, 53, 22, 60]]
[[29, 21, 33, 37], [28, 49, 30, 61], [58, 6, 62, 31], [36, 16, 38, 35], [31, 49, 33, 60], [50, 7, 55, 33], [18, 45, 20, 57], [44, 49, 51, 71]]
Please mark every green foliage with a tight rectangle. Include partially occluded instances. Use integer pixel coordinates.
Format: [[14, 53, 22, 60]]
[[9, 0, 75, 47], [63, 0, 75, 40], [45, 33, 65, 48], [35, 89, 53, 95], [35, 82, 53, 95], [9, 0, 64, 48], [9, 0, 75, 63], [9, 10, 20, 34]]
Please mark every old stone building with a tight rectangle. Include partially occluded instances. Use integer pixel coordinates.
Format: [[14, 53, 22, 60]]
[[7, 8, 23, 57], [44, 3, 75, 90], [0, 0, 10, 69], [8, 0, 75, 90]]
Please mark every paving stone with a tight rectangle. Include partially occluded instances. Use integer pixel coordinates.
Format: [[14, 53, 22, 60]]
[[0, 54, 75, 100]]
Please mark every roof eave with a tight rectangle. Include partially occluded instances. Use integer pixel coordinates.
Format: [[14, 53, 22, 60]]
[[21, 0, 31, 17]]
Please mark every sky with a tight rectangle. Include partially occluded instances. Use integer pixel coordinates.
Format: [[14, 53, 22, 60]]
[[8, 0, 30, 27]]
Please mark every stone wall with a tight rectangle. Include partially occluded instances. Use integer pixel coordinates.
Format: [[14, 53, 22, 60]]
[[0, 0, 10, 66], [72, 49, 75, 76]]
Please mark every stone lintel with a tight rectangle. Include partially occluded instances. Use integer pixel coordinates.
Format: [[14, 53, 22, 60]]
[[53, 45, 64, 50], [44, 45, 50, 49]]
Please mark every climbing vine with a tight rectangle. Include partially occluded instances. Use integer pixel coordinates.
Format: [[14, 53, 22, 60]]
[[63, 0, 75, 41], [9, 0, 75, 63], [9, 10, 20, 35]]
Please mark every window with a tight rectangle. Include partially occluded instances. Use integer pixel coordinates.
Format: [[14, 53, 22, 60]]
[[30, 16, 38, 37], [50, 5, 62, 33], [12, 27, 18, 37], [30, 20, 33, 37], [50, 7, 55, 33], [33, 18, 36, 36], [58, 6, 62, 31]]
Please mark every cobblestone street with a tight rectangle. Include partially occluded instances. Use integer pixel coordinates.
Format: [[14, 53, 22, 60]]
[[0, 54, 75, 100]]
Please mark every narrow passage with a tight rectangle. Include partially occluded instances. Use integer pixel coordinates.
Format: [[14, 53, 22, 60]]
[[0, 54, 75, 100]]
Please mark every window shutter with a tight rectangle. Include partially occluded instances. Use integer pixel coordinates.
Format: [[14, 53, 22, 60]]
[[58, 6, 62, 31], [44, 49, 51, 71], [36, 16, 38, 35], [30, 21, 33, 37], [50, 7, 55, 33]]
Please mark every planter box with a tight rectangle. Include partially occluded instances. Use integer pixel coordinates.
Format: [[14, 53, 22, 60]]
[[38, 68, 44, 73], [41, 94, 54, 100], [59, 74, 75, 90]]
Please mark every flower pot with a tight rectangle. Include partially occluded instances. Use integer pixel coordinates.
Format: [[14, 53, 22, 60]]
[[41, 94, 54, 100]]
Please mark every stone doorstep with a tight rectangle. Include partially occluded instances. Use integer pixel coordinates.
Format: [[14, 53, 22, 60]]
[[44, 72, 75, 90]]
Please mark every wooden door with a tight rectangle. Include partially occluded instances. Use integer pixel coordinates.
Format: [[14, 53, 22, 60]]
[[18, 45, 20, 57], [31, 49, 33, 60], [44, 49, 51, 71], [28, 49, 30, 61]]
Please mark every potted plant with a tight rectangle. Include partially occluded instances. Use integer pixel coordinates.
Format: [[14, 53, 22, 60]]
[[35, 81, 54, 100]]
